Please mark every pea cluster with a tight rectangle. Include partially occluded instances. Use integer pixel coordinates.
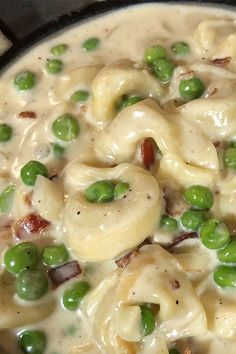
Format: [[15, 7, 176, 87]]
[[161, 184, 236, 288], [4, 241, 91, 353], [144, 42, 205, 101], [85, 180, 130, 203]]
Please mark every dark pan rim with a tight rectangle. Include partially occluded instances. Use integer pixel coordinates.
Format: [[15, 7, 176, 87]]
[[0, 0, 235, 72]]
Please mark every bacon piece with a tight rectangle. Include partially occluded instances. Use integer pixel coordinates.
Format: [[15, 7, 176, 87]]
[[14, 213, 50, 239], [141, 138, 155, 170], [116, 250, 139, 268], [170, 279, 180, 290], [79, 105, 88, 114], [177, 70, 195, 79], [19, 111, 37, 119], [48, 261, 82, 289], [210, 57, 231, 67], [166, 232, 198, 249], [183, 348, 192, 354], [24, 192, 33, 207], [164, 188, 188, 217]]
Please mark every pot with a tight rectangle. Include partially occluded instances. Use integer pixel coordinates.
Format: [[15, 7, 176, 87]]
[[0, 0, 235, 69]]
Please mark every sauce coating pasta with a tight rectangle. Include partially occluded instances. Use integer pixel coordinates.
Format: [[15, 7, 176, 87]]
[[1, 3, 236, 354]]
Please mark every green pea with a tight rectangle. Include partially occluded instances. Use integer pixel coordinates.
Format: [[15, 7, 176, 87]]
[[4, 242, 39, 275], [153, 58, 175, 83], [118, 96, 143, 110], [16, 269, 48, 301], [114, 182, 130, 199], [0, 184, 15, 213], [171, 41, 190, 56], [169, 349, 180, 354], [20, 330, 47, 354], [214, 265, 236, 288], [85, 180, 115, 203], [42, 244, 69, 267], [20, 160, 48, 186], [200, 218, 230, 250], [217, 239, 236, 263], [184, 185, 213, 210], [179, 78, 205, 101], [14, 71, 36, 91], [52, 113, 80, 142], [82, 37, 100, 52], [181, 210, 206, 231], [231, 140, 236, 148], [52, 143, 65, 158], [160, 215, 178, 233], [46, 59, 63, 74], [0, 123, 13, 142], [50, 44, 68, 56], [70, 90, 89, 103], [140, 305, 155, 336], [223, 148, 236, 169], [144, 45, 167, 64], [63, 281, 91, 311]]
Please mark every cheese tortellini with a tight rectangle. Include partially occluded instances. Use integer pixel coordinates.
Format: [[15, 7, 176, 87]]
[[63, 163, 162, 261], [95, 99, 218, 187], [82, 244, 207, 353]]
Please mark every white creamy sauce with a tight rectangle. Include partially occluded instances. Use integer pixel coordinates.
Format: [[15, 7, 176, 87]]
[[1, 3, 236, 354]]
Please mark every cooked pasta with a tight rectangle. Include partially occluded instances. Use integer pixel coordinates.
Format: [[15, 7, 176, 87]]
[[1, 3, 236, 354]]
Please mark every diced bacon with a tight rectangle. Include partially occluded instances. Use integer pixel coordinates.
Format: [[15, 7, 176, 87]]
[[164, 188, 188, 217], [116, 250, 139, 268], [210, 57, 231, 67], [177, 70, 195, 79], [24, 192, 33, 207], [170, 279, 180, 290], [166, 232, 198, 249], [141, 138, 155, 170], [183, 348, 192, 354], [14, 213, 50, 239], [48, 261, 82, 288], [19, 111, 37, 119]]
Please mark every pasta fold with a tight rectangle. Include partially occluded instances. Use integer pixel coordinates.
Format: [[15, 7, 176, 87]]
[[82, 244, 207, 353], [94, 99, 218, 187], [62, 162, 162, 261], [91, 60, 165, 126]]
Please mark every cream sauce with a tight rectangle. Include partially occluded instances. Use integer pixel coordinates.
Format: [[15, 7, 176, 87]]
[[1, 3, 236, 354]]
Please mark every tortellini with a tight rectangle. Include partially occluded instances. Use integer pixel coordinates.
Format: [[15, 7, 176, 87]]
[[94, 99, 218, 188], [91, 60, 165, 126], [63, 162, 162, 261], [82, 244, 207, 353], [193, 19, 236, 56], [32, 175, 64, 222]]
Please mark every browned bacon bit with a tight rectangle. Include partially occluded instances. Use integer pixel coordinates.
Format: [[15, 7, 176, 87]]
[[116, 250, 139, 268], [210, 56, 231, 67], [14, 213, 50, 239], [19, 111, 37, 119], [79, 105, 87, 114], [164, 188, 188, 217], [24, 192, 33, 207], [166, 232, 198, 249], [208, 87, 218, 97], [183, 348, 192, 354], [48, 261, 82, 289], [213, 140, 223, 149], [141, 138, 155, 170], [170, 279, 180, 290], [177, 70, 195, 79]]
